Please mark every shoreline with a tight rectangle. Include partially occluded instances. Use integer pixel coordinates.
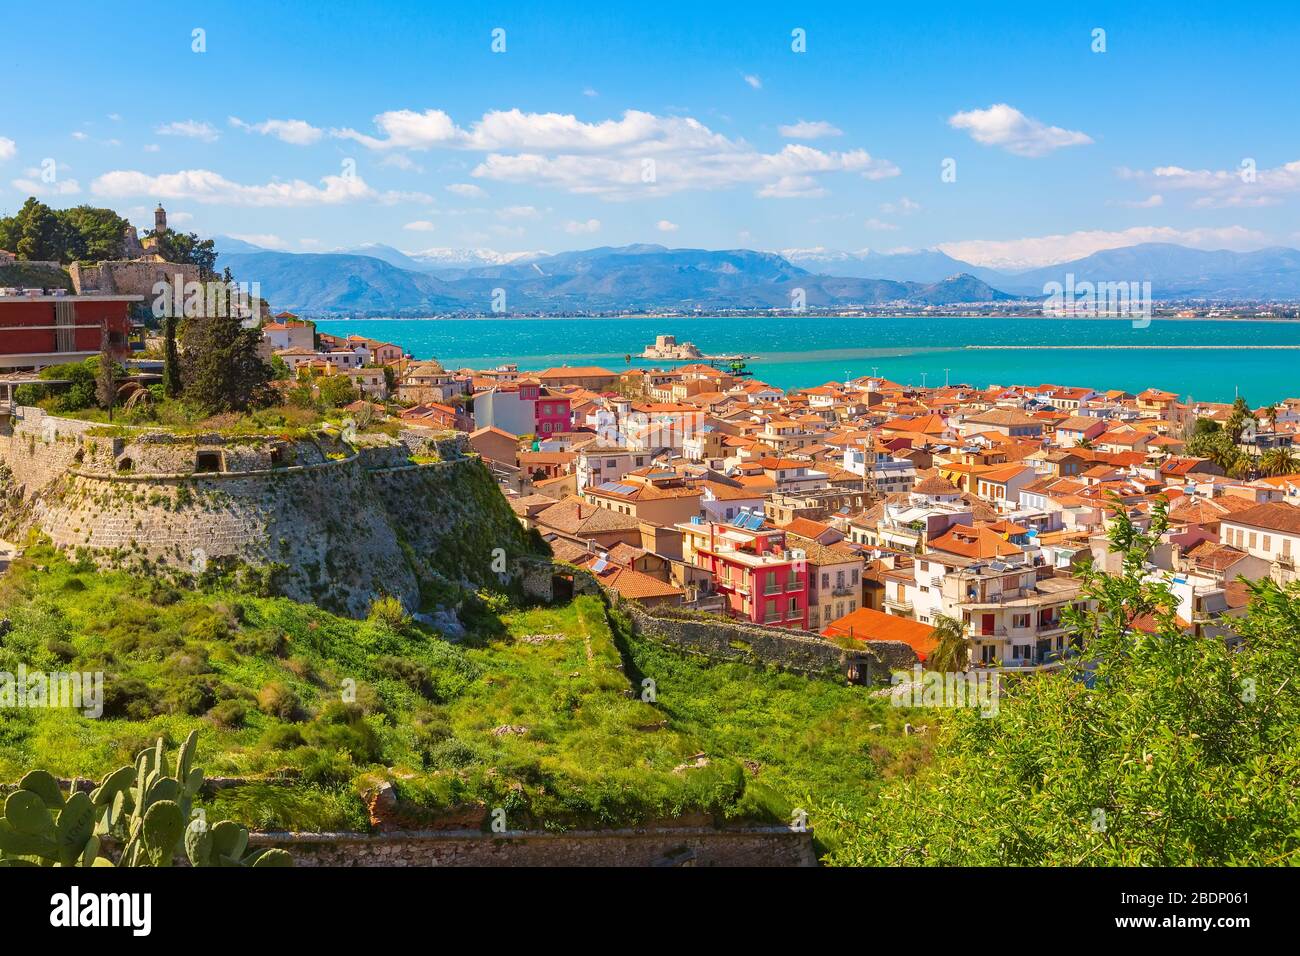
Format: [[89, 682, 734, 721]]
[[315, 313, 1300, 325], [966, 344, 1300, 350]]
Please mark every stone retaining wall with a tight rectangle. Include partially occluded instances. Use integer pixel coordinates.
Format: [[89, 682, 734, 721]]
[[0, 410, 540, 618], [248, 825, 816, 867], [621, 600, 916, 682]]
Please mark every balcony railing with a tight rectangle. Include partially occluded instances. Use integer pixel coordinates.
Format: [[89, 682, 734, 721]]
[[884, 597, 913, 612], [831, 586, 856, 597]]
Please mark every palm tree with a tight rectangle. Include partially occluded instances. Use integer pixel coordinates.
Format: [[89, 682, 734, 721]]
[[1261, 446, 1298, 477], [1227, 454, 1258, 480], [926, 612, 969, 673], [1075, 437, 1094, 450]]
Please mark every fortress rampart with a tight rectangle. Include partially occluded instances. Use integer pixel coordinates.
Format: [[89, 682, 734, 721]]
[[0, 408, 537, 617]]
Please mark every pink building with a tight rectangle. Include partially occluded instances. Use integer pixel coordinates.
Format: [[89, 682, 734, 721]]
[[534, 389, 572, 436], [680, 512, 810, 629]]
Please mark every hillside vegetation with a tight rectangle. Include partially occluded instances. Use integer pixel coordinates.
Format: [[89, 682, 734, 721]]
[[0, 545, 927, 852]]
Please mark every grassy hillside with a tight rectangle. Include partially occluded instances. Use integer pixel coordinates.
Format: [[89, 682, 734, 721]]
[[0, 263, 73, 291], [0, 545, 928, 852]]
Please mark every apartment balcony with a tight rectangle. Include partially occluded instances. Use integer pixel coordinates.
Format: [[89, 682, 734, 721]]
[[717, 579, 750, 597], [968, 624, 1008, 638], [883, 596, 913, 613], [763, 583, 782, 596], [831, 586, 856, 597]]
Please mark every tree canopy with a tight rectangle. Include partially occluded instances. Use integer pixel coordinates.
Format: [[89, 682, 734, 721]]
[[828, 500, 1300, 865], [0, 198, 129, 263]]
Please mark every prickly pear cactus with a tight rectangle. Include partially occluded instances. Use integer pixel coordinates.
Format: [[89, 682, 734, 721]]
[[0, 731, 290, 868]]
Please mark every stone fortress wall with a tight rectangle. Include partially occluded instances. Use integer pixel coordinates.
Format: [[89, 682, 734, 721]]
[[0, 408, 531, 617]]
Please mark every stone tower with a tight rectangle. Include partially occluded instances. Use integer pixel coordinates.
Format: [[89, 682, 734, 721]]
[[154, 203, 167, 234]]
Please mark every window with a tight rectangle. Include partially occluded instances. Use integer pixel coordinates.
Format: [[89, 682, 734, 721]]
[[789, 597, 799, 614], [194, 451, 223, 473], [1013, 613, 1030, 629], [1263, 535, 1272, 552]]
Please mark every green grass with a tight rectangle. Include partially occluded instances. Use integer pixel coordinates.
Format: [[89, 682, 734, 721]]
[[0, 546, 930, 852]]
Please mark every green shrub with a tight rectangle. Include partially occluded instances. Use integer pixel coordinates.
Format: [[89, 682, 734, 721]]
[[208, 698, 248, 728], [257, 681, 302, 721]]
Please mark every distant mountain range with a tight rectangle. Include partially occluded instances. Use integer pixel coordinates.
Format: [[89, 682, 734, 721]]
[[783, 243, 1300, 299], [215, 241, 1009, 314], [211, 238, 1300, 314]]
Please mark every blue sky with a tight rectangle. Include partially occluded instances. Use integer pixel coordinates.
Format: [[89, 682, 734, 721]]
[[3, 0, 1298, 267]]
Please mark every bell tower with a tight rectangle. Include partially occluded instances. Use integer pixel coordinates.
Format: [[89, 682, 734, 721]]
[[154, 203, 167, 234]]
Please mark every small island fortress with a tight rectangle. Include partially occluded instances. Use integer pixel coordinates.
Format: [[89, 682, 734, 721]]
[[640, 334, 751, 362], [641, 334, 704, 360]]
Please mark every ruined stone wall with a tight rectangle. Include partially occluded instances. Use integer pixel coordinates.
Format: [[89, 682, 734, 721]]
[[69, 260, 198, 297], [0, 411, 537, 618], [620, 600, 915, 681], [249, 825, 816, 867]]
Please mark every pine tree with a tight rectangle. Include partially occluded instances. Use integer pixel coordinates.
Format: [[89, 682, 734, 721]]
[[161, 313, 181, 398], [95, 343, 116, 421], [179, 288, 272, 414]]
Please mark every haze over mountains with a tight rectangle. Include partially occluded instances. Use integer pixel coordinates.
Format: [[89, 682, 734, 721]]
[[213, 237, 1300, 314]]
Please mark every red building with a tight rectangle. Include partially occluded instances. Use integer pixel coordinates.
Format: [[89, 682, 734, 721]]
[[685, 512, 810, 629], [0, 293, 140, 371]]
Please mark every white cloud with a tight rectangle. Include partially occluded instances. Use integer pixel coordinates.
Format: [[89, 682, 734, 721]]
[[91, 168, 430, 207], [1123, 159, 1300, 208], [564, 218, 601, 234], [583, 88, 599, 98], [11, 176, 81, 196], [154, 120, 221, 143], [143, 144, 160, 153], [657, 219, 679, 232], [332, 107, 897, 200], [446, 182, 486, 198], [0, 137, 14, 161], [71, 131, 89, 141], [863, 218, 898, 231], [778, 120, 842, 139], [403, 220, 436, 231], [938, 225, 1271, 270], [229, 233, 288, 249], [380, 153, 423, 172], [1108, 193, 1164, 209], [228, 116, 323, 145], [743, 74, 762, 90], [880, 197, 920, 215], [948, 104, 1092, 157], [497, 205, 539, 219]]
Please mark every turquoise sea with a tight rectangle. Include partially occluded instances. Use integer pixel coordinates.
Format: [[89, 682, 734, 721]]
[[312, 316, 1300, 404]]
